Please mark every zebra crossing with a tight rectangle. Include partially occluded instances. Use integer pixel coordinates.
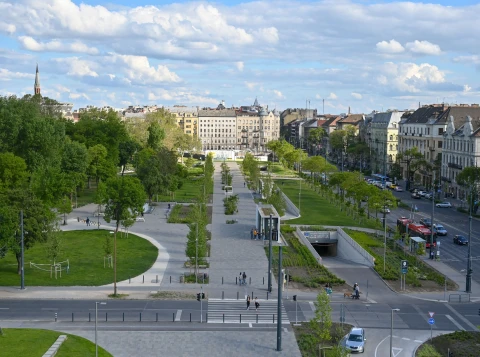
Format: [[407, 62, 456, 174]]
[[207, 298, 290, 324]]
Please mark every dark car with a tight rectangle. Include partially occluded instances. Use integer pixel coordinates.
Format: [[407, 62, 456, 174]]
[[420, 218, 432, 227], [453, 235, 468, 245]]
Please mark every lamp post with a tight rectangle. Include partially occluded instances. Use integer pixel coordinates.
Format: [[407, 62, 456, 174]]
[[268, 214, 273, 293], [390, 308, 400, 357], [466, 188, 473, 293], [95, 302, 106, 357], [430, 171, 435, 259], [20, 210, 25, 290], [381, 217, 387, 274], [195, 222, 198, 284]]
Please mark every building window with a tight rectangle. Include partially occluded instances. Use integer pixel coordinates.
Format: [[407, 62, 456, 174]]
[[438, 128, 444, 135]]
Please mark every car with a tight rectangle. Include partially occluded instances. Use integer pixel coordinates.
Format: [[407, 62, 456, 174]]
[[420, 218, 432, 227], [411, 192, 421, 199], [453, 235, 468, 245], [381, 207, 391, 214], [424, 192, 433, 199], [436, 202, 452, 208], [345, 327, 366, 353], [417, 190, 427, 197], [394, 186, 403, 192], [433, 224, 447, 236]]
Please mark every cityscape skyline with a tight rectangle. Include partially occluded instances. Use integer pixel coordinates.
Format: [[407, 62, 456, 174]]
[[1, 0, 480, 113]]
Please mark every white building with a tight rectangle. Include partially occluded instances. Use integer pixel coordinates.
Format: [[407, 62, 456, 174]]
[[198, 108, 237, 151]]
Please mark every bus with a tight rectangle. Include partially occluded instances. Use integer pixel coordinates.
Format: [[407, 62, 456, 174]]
[[397, 217, 437, 248]]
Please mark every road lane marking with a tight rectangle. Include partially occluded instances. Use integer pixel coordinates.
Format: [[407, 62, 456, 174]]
[[414, 340, 423, 343], [413, 305, 436, 328], [445, 314, 465, 331], [41, 308, 58, 311], [249, 323, 252, 328], [392, 347, 403, 357], [0, 308, 9, 310], [309, 302, 315, 311], [374, 335, 390, 357], [402, 337, 410, 341], [175, 309, 182, 322], [444, 303, 479, 331]]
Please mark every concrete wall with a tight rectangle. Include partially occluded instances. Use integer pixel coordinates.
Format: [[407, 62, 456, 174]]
[[336, 228, 375, 267], [281, 192, 300, 218], [295, 226, 322, 265]]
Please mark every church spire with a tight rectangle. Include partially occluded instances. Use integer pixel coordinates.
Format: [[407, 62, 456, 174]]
[[34, 64, 41, 96]]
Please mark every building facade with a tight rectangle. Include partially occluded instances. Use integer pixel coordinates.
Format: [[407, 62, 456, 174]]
[[167, 106, 199, 137], [198, 109, 237, 151]]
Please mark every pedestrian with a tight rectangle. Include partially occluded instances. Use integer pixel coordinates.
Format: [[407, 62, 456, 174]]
[[253, 229, 257, 239], [250, 228, 254, 240], [244, 182, 246, 187], [355, 284, 360, 299], [239, 272, 243, 285], [255, 297, 259, 311], [430, 250, 434, 260], [246, 295, 251, 310], [242, 272, 247, 285], [86, 217, 90, 226]]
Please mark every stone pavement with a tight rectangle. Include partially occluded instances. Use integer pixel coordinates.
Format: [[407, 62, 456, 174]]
[[207, 162, 277, 299]]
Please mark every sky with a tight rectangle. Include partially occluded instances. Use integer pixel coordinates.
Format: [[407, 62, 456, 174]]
[[1, 0, 480, 114]]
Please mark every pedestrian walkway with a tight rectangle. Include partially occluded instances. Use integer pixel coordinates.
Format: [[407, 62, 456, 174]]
[[207, 299, 289, 324], [207, 162, 274, 297]]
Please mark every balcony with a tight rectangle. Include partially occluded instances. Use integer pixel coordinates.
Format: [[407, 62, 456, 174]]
[[441, 176, 452, 183], [448, 162, 462, 170]]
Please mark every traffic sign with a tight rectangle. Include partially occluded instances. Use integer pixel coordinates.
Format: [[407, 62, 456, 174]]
[[401, 260, 408, 269], [402, 268, 407, 274], [428, 312, 435, 318], [428, 318, 435, 325]]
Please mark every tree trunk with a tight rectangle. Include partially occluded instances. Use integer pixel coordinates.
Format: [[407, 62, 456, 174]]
[[16, 252, 21, 275], [113, 221, 119, 296], [87, 176, 91, 189]]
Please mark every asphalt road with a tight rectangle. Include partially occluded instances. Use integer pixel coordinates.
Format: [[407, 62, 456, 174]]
[[1, 299, 479, 332], [383, 189, 480, 284]]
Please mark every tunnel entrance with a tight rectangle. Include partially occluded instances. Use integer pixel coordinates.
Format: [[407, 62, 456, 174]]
[[312, 243, 337, 257]]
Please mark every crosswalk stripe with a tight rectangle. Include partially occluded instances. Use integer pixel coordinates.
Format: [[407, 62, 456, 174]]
[[207, 299, 290, 324]]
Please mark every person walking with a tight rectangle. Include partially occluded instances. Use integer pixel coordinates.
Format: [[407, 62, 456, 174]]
[[86, 217, 90, 226], [242, 272, 247, 285], [244, 181, 246, 187], [239, 272, 243, 285], [246, 295, 251, 310], [250, 228, 254, 240], [254, 297, 259, 311]]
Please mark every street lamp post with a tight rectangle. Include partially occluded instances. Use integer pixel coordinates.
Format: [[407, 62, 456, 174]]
[[195, 222, 198, 284], [430, 172, 435, 259], [466, 188, 473, 293], [390, 308, 400, 357], [382, 217, 387, 274], [268, 214, 273, 293], [95, 302, 107, 357]]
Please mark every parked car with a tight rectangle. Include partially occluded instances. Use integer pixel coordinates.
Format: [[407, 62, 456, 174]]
[[420, 218, 432, 227], [345, 327, 366, 353], [433, 224, 447, 236], [394, 186, 403, 192], [436, 202, 452, 208], [453, 235, 468, 245], [381, 207, 391, 214], [424, 192, 433, 199], [411, 192, 421, 199], [417, 190, 427, 197]]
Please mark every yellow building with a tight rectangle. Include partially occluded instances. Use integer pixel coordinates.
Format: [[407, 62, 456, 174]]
[[166, 106, 199, 137]]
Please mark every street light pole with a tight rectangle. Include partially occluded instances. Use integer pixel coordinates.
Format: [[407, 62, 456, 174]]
[[276, 244, 283, 351], [390, 308, 400, 357], [268, 214, 273, 293], [195, 222, 198, 284], [20, 210, 25, 290], [383, 217, 387, 274], [95, 302, 106, 357], [430, 171, 435, 259], [466, 188, 473, 293]]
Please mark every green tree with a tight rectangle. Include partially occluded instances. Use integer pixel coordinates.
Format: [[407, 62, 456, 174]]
[[103, 176, 146, 295], [308, 127, 327, 154], [0, 152, 29, 190], [457, 166, 480, 212], [61, 139, 88, 201], [310, 290, 332, 347], [185, 203, 207, 276], [118, 139, 141, 175], [147, 121, 165, 151], [57, 196, 72, 225], [45, 226, 62, 266], [397, 147, 426, 190], [86, 144, 116, 188]]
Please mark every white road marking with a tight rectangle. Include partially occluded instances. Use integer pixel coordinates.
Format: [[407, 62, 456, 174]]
[[309, 302, 315, 311], [41, 308, 58, 311], [392, 347, 403, 357], [444, 303, 479, 331], [402, 337, 410, 341], [175, 309, 182, 322], [0, 308, 9, 310], [249, 323, 252, 328], [374, 335, 390, 357], [414, 340, 423, 343], [445, 314, 465, 331]]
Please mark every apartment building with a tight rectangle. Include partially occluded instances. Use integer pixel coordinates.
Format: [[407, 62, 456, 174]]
[[368, 111, 405, 176], [166, 106, 199, 137], [441, 106, 480, 199], [198, 108, 237, 151], [236, 105, 280, 152]]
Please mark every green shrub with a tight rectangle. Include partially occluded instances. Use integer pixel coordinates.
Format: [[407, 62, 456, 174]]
[[416, 343, 441, 357], [223, 194, 239, 215]]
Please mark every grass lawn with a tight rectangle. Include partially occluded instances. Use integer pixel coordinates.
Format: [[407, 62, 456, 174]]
[[275, 179, 374, 228], [156, 177, 209, 203], [266, 163, 297, 176], [75, 187, 98, 207], [0, 230, 157, 286], [0, 328, 112, 357]]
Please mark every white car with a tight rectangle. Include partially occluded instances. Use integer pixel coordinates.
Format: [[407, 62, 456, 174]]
[[436, 202, 452, 208], [344, 327, 366, 353], [394, 186, 403, 192]]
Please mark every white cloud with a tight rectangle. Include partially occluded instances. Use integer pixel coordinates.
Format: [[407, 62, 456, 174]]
[[0, 68, 33, 81], [376, 40, 405, 54], [69, 92, 90, 100], [236, 62, 244, 71], [0, 23, 15, 34], [464, 84, 472, 92], [405, 40, 441, 55], [19, 36, 99, 55], [148, 89, 218, 105], [244, 82, 259, 90], [54, 57, 99, 77], [328, 92, 338, 100], [273, 90, 285, 99], [111, 54, 180, 84], [351, 92, 363, 100], [378, 62, 445, 93]]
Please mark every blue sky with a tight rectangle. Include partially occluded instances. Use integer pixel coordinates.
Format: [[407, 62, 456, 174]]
[[1, 0, 480, 114]]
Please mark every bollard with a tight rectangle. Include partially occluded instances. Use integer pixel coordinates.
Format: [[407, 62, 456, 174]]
[[256, 314, 258, 323], [240, 314, 242, 323], [173, 313, 175, 322], [143, 275, 145, 283], [156, 275, 158, 283], [222, 277, 224, 285], [140, 312, 142, 322], [55, 313, 57, 322], [267, 292, 269, 300], [249, 277, 251, 285], [170, 275, 172, 283], [252, 291, 253, 299], [72, 313, 74, 322], [89, 312, 91, 322], [263, 277, 264, 285], [236, 277, 238, 285], [273, 314, 275, 323], [106, 312, 108, 322], [122, 312, 124, 322], [237, 291, 239, 300], [223, 314, 225, 323], [129, 276, 131, 284], [190, 313, 192, 322], [156, 313, 158, 322], [222, 291, 224, 300]]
